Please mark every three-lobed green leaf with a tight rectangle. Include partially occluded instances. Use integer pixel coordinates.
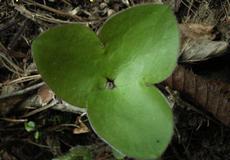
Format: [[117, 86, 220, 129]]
[[32, 4, 179, 159]]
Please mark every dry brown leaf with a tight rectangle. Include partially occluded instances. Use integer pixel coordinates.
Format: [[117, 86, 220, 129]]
[[180, 23, 215, 41], [179, 23, 228, 63], [17, 84, 54, 110], [73, 116, 90, 134], [37, 84, 54, 106], [180, 39, 228, 62], [164, 65, 230, 126]]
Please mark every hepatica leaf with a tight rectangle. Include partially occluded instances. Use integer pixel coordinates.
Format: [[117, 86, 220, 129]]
[[32, 4, 179, 159], [88, 83, 173, 159], [99, 4, 179, 84], [32, 24, 105, 107]]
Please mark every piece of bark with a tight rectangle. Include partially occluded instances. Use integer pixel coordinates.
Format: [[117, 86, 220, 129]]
[[164, 65, 230, 126]]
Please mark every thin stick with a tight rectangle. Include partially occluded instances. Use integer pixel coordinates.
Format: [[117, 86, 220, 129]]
[[5, 74, 41, 85], [0, 117, 28, 123], [0, 42, 8, 52], [0, 16, 21, 32], [24, 139, 51, 149], [21, 99, 58, 117], [22, 0, 83, 21], [8, 19, 28, 49], [52, 102, 86, 113], [0, 82, 45, 100], [0, 51, 23, 74], [14, 4, 87, 24]]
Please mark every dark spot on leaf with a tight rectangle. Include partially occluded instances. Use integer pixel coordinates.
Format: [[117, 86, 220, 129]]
[[156, 140, 160, 143]]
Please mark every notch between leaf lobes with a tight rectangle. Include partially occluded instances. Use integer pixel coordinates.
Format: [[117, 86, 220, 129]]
[[106, 77, 116, 90]]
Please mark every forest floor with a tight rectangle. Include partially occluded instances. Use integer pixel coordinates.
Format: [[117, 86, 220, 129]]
[[0, 0, 230, 160]]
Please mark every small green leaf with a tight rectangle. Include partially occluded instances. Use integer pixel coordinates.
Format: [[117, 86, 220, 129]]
[[24, 121, 36, 132]]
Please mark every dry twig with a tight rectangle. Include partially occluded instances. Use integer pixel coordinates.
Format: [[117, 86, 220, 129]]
[[22, 0, 83, 21], [0, 82, 45, 99], [4, 74, 41, 85], [14, 4, 79, 24], [21, 99, 58, 117], [0, 51, 23, 74], [53, 101, 86, 113], [0, 117, 28, 123]]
